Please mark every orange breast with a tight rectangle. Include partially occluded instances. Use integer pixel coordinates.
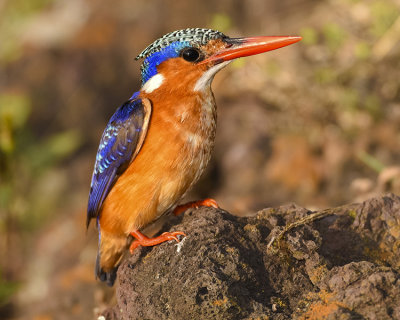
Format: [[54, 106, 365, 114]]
[[99, 60, 217, 237]]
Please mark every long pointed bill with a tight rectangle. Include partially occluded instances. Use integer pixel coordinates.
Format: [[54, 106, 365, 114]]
[[200, 36, 302, 64]]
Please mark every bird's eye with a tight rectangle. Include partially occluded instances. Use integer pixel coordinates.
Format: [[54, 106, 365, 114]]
[[181, 48, 202, 63]]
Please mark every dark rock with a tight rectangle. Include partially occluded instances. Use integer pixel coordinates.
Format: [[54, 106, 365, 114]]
[[103, 194, 400, 319]]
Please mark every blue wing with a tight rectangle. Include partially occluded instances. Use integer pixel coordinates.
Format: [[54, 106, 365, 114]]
[[87, 97, 151, 228]]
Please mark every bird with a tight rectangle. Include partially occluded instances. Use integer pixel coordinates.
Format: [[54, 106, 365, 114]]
[[87, 28, 301, 286]]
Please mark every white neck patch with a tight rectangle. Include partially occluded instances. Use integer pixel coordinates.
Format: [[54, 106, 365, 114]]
[[142, 73, 165, 93], [194, 61, 231, 92]]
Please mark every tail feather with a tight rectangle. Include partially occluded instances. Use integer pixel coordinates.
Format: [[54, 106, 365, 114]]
[[95, 229, 126, 286], [95, 252, 118, 286]]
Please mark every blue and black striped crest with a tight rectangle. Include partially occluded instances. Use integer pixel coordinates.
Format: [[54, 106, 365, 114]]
[[135, 28, 226, 61]]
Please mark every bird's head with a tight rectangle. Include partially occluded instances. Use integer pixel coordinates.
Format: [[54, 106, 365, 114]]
[[135, 28, 301, 94]]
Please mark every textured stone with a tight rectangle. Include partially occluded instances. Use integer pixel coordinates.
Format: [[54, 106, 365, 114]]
[[103, 194, 400, 320]]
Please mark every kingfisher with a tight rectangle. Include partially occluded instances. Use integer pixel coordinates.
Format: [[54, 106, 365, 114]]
[[87, 28, 301, 286]]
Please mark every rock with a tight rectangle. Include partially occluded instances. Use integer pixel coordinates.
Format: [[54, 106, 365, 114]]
[[102, 194, 400, 319]]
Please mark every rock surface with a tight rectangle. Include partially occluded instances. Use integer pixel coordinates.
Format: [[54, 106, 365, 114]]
[[103, 194, 400, 319]]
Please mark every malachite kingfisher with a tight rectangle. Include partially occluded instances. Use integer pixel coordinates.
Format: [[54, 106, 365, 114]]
[[87, 28, 301, 286]]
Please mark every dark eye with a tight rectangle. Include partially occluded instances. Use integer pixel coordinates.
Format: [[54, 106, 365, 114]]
[[181, 47, 202, 62]]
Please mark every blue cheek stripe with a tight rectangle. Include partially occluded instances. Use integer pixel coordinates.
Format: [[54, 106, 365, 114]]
[[141, 41, 190, 84]]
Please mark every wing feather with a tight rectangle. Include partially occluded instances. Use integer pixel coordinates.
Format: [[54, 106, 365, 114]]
[[86, 97, 151, 228]]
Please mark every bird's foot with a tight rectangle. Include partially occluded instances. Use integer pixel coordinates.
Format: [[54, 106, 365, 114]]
[[173, 198, 219, 216], [129, 230, 186, 254]]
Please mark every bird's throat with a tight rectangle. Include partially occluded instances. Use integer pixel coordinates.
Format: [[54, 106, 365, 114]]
[[193, 61, 231, 92]]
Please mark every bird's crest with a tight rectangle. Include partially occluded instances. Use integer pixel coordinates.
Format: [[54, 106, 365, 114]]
[[135, 28, 226, 60]]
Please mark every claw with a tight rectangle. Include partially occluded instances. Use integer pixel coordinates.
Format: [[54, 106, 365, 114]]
[[129, 230, 186, 254], [173, 198, 219, 216]]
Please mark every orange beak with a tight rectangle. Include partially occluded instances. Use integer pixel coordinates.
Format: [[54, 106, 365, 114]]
[[201, 36, 302, 64]]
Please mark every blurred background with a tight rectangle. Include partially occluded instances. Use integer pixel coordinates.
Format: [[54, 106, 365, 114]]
[[1, 0, 400, 318]]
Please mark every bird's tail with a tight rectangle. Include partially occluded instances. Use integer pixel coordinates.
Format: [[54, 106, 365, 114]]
[[96, 231, 127, 286], [95, 252, 118, 286]]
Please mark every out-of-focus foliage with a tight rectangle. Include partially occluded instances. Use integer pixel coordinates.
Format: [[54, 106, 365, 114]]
[[322, 23, 347, 52], [0, 0, 55, 63], [0, 272, 18, 308], [209, 13, 232, 33], [0, 94, 30, 153], [370, 1, 399, 37], [0, 90, 81, 306], [1, 0, 400, 318], [0, 93, 81, 221]]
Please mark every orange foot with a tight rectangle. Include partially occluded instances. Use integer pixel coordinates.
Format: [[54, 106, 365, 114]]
[[173, 198, 219, 216], [129, 230, 186, 254]]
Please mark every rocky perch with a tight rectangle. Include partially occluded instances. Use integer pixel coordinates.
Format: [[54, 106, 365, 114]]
[[102, 194, 400, 319]]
